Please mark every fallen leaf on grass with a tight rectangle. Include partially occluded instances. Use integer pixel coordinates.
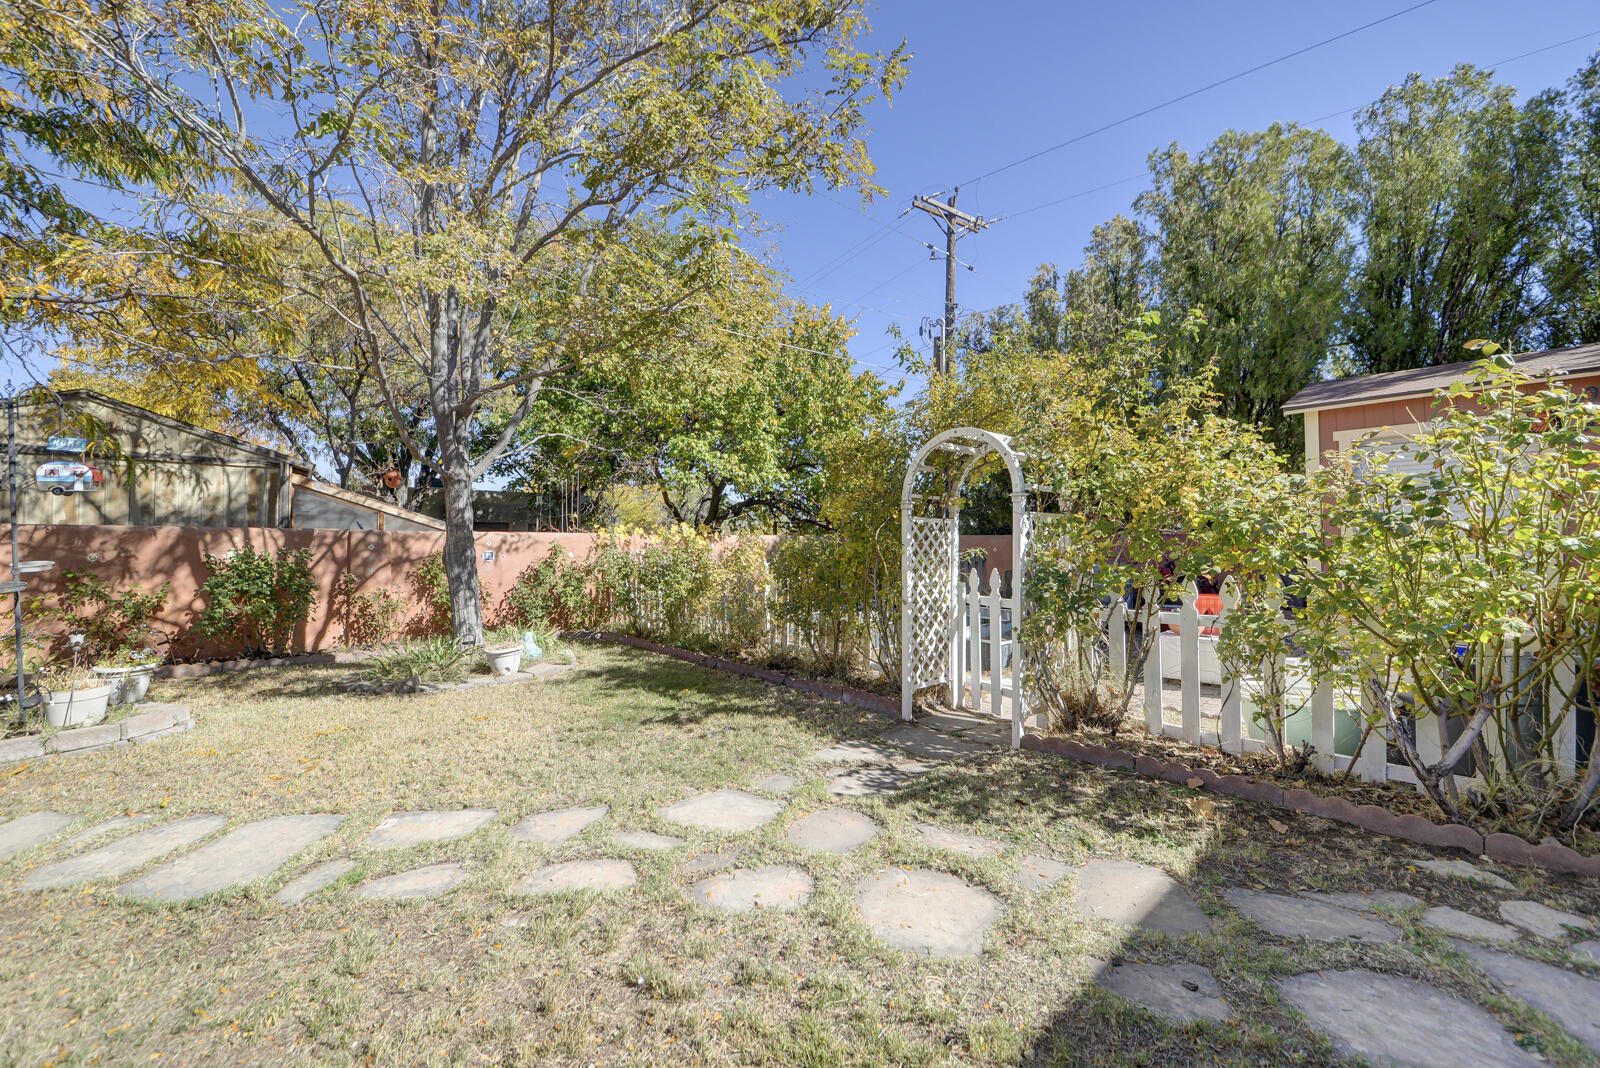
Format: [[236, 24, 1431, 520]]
[[1185, 776, 1204, 789], [1267, 818, 1288, 834], [1184, 797, 1216, 820]]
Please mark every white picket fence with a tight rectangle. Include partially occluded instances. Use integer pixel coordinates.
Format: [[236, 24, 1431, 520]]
[[1087, 580, 1588, 789]]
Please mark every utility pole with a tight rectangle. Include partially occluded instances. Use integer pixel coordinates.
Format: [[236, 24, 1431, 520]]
[[911, 186, 991, 375]]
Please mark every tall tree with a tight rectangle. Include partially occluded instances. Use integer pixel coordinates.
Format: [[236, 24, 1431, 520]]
[[1544, 50, 1600, 347], [1139, 122, 1357, 455], [1347, 64, 1566, 374], [30, 0, 905, 643]]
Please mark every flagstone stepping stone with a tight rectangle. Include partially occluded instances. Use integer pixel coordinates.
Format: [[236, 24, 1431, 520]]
[[365, 809, 497, 849], [275, 859, 355, 904], [853, 868, 1003, 958], [1279, 969, 1541, 1068], [882, 724, 987, 761], [682, 850, 740, 875], [0, 812, 74, 861], [1498, 900, 1592, 941], [692, 865, 812, 913], [1571, 940, 1600, 964], [828, 766, 919, 797], [1300, 890, 1421, 914], [22, 814, 229, 890], [1452, 939, 1600, 1054], [811, 740, 901, 764], [1417, 857, 1514, 890], [57, 815, 154, 853], [1222, 888, 1399, 944], [355, 862, 469, 900], [509, 805, 608, 847], [1092, 959, 1230, 1024], [1072, 860, 1211, 937], [517, 859, 636, 895], [1011, 855, 1071, 890], [755, 774, 798, 793], [786, 809, 877, 853], [658, 789, 783, 833], [916, 822, 1002, 858], [1419, 905, 1520, 943], [121, 814, 345, 902], [614, 830, 683, 851]]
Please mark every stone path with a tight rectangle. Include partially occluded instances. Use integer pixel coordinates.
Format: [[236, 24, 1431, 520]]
[[0, 812, 74, 860], [658, 789, 782, 833], [5, 710, 1599, 1061], [1279, 970, 1543, 1068], [365, 809, 497, 849], [692, 865, 812, 913], [22, 814, 229, 889], [356, 862, 469, 899], [509, 805, 608, 846], [1223, 888, 1399, 943], [1072, 859, 1210, 936], [614, 830, 682, 850], [120, 814, 344, 902], [1092, 960, 1229, 1024], [518, 859, 636, 895], [276, 859, 354, 904], [1452, 940, 1600, 1054], [786, 809, 877, 853], [853, 868, 1002, 958]]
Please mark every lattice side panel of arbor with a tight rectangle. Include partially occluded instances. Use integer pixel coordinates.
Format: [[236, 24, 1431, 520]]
[[905, 516, 955, 688]]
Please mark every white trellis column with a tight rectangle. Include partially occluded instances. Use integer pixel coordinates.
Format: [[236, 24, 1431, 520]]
[[1010, 489, 1028, 747], [899, 495, 914, 722]]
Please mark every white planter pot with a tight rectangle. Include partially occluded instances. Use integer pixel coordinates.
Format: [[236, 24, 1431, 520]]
[[93, 665, 157, 705], [483, 646, 523, 677], [44, 683, 114, 728]]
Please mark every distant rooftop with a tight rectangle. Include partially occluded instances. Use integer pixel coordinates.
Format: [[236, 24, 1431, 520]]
[[1282, 341, 1600, 415]]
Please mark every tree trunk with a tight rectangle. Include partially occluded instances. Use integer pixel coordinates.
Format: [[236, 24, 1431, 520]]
[[441, 472, 483, 646]]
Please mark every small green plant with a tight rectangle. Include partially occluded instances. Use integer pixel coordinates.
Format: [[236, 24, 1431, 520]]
[[412, 552, 493, 636], [334, 573, 405, 648], [361, 636, 471, 684], [192, 546, 317, 657], [482, 625, 523, 650], [56, 569, 171, 665]]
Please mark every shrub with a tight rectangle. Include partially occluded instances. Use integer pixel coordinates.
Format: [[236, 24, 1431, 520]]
[[502, 547, 598, 631], [55, 569, 171, 664], [334, 573, 404, 648], [192, 546, 317, 657], [361, 636, 471, 684], [769, 535, 875, 679]]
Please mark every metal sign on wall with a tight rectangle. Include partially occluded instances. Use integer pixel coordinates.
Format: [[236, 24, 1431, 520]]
[[45, 435, 89, 453]]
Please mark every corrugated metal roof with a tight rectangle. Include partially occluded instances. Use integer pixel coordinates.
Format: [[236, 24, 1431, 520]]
[[1282, 341, 1600, 415]]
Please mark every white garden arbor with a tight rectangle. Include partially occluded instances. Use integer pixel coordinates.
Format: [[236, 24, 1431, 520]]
[[900, 427, 1036, 747]]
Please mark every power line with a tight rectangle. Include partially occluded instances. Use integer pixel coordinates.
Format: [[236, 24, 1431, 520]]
[[962, 0, 1444, 186]]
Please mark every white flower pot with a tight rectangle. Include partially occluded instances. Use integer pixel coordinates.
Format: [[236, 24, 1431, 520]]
[[93, 665, 157, 705], [44, 683, 114, 728], [483, 646, 523, 677]]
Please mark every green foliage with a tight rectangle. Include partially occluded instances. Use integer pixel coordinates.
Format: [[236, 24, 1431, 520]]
[[334, 573, 404, 649], [502, 548, 601, 633], [192, 547, 317, 657], [55, 568, 170, 664], [411, 554, 453, 637], [1285, 356, 1600, 831], [1140, 122, 1358, 455], [361, 637, 470, 685], [768, 536, 877, 679], [1347, 65, 1567, 374]]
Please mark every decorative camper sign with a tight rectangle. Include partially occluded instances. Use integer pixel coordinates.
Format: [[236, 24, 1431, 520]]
[[45, 435, 89, 453], [35, 460, 103, 494]]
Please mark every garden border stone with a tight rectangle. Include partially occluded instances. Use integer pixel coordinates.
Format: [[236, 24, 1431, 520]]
[[579, 631, 1599, 880], [0, 703, 193, 767]]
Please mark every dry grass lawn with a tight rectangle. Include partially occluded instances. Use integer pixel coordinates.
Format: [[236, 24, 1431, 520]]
[[0, 642, 1596, 1066]]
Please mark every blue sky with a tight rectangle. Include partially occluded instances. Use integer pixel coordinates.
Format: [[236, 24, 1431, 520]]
[[750, 0, 1600, 387]]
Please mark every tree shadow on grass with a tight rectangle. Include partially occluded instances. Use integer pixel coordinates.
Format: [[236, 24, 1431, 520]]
[[160, 663, 350, 702]]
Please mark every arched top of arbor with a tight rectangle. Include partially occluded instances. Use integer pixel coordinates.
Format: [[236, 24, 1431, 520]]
[[899, 426, 1031, 511]]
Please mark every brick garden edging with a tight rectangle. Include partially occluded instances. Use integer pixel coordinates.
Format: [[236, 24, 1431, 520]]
[[0, 703, 193, 767], [588, 631, 1600, 880], [1019, 732, 1600, 878]]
